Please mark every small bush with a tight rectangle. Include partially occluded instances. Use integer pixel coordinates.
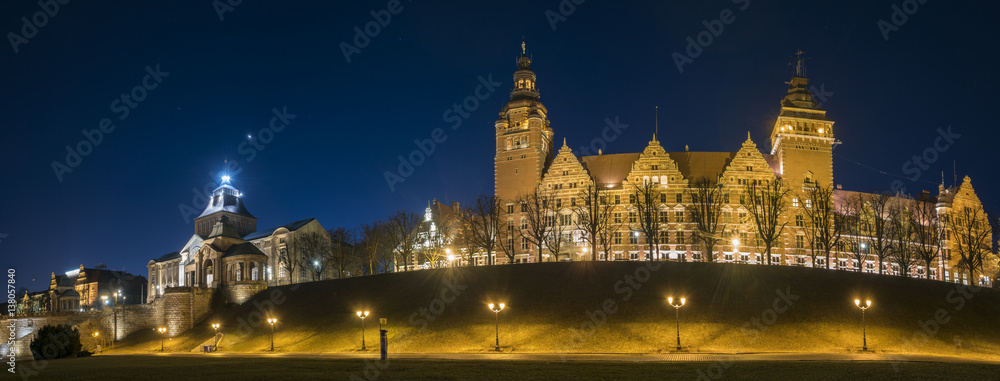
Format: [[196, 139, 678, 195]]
[[76, 350, 93, 357], [29, 324, 82, 360]]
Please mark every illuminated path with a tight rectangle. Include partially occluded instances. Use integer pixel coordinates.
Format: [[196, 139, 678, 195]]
[[109, 352, 1000, 364]]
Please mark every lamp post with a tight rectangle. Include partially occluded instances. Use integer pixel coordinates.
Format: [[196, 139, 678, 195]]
[[212, 323, 220, 350], [356, 311, 370, 350], [157, 327, 167, 351], [488, 303, 505, 351], [267, 318, 277, 351], [854, 299, 872, 351], [112, 291, 120, 344], [668, 296, 686, 351]]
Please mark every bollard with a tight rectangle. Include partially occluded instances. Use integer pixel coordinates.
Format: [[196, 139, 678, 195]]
[[379, 318, 388, 360]]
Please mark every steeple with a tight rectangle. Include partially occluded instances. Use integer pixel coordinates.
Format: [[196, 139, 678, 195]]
[[494, 42, 554, 202], [194, 172, 257, 237], [511, 41, 539, 101], [768, 51, 837, 189]]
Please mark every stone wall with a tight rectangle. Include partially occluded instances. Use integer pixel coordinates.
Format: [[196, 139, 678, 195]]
[[224, 283, 267, 305], [162, 287, 214, 337]]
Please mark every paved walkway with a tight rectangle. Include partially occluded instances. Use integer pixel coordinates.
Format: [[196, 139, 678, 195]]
[[110, 351, 1000, 364]]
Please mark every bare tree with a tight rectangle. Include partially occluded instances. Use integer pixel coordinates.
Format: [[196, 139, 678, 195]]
[[467, 196, 504, 266], [576, 176, 614, 261], [545, 210, 572, 261], [841, 194, 868, 272], [859, 192, 893, 275], [519, 189, 553, 263], [497, 215, 519, 264], [911, 199, 940, 279], [687, 177, 726, 263], [358, 221, 387, 275], [889, 197, 919, 277], [803, 185, 843, 269], [274, 238, 296, 285], [293, 231, 333, 282], [947, 206, 991, 283], [632, 181, 664, 260], [328, 227, 355, 279], [388, 210, 421, 272], [742, 178, 789, 265]]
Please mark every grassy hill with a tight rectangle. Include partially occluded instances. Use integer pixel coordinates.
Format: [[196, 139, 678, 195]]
[[108, 262, 1000, 359]]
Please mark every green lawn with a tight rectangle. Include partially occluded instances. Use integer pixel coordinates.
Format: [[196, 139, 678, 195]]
[[14, 355, 1000, 381], [104, 262, 1000, 359]]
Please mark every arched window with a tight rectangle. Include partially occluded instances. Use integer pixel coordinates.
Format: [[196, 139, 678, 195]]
[[251, 263, 259, 281], [205, 260, 214, 285], [235, 264, 243, 282]]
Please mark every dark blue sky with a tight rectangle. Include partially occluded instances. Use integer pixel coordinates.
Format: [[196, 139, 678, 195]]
[[3, 1, 998, 291]]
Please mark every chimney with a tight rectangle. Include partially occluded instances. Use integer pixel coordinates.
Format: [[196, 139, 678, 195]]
[[451, 201, 460, 211]]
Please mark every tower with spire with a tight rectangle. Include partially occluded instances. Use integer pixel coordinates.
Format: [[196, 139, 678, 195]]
[[494, 41, 555, 202], [194, 175, 257, 237], [768, 51, 837, 189]]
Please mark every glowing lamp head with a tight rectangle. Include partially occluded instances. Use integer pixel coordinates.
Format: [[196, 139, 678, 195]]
[[221, 175, 231, 183], [158, 327, 166, 334], [357, 311, 369, 318], [854, 299, 860, 307], [866, 300, 872, 307], [732, 238, 740, 246], [212, 323, 220, 330], [267, 318, 277, 325]]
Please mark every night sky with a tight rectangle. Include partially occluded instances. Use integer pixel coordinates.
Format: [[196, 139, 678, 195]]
[[2, 1, 998, 291]]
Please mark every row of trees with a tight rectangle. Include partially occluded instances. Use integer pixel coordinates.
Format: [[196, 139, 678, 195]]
[[280, 177, 997, 285]]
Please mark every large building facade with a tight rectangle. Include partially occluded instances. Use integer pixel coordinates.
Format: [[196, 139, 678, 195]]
[[147, 177, 329, 303], [489, 45, 994, 285]]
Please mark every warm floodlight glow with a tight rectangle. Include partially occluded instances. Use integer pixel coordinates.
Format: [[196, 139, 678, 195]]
[[447, 254, 455, 261], [817, 128, 824, 134], [732, 238, 740, 247]]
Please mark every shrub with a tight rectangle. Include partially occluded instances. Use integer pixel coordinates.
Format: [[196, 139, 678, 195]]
[[76, 350, 93, 357], [29, 324, 82, 360]]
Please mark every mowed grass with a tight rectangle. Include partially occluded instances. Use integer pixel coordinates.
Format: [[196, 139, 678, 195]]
[[106, 262, 1000, 358], [18, 355, 1000, 381]]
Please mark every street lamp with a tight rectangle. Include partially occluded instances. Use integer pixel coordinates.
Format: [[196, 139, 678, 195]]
[[668, 296, 686, 351], [112, 292, 120, 344], [267, 318, 277, 351], [357, 311, 370, 350], [211, 323, 220, 350], [854, 299, 872, 351], [488, 303, 506, 351], [157, 327, 167, 351]]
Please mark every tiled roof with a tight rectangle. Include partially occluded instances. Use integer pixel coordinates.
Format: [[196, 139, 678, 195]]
[[243, 218, 316, 241]]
